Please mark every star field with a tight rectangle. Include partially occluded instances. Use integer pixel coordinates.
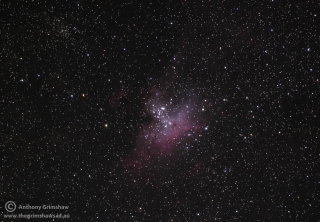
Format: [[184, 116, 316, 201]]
[[1, 0, 320, 221]]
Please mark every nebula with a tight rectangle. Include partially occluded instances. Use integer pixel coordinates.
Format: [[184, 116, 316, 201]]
[[123, 77, 210, 173], [143, 88, 200, 153]]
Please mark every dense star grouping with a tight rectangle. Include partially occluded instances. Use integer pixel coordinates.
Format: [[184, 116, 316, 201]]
[[124, 86, 210, 176], [143, 88, 204, 150]]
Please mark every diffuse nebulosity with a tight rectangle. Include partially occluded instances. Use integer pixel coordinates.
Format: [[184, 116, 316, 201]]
[[124, 60, 213, 172]]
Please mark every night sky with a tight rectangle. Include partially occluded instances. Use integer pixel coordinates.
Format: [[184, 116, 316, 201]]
[[1, 1, 320, 221]]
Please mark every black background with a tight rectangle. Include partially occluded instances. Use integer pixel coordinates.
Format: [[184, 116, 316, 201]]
[[1, 0, 319, 221]]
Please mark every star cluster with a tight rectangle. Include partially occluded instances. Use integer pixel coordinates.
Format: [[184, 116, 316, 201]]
[[124, 76, 212, 175], [144, 88, 204, 151]]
